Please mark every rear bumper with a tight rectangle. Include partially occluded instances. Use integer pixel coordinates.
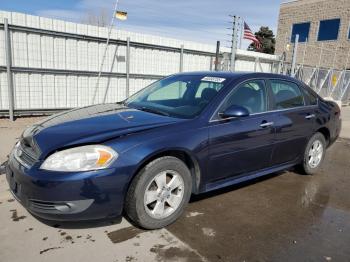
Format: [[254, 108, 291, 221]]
[[5, 153, 129, 221]]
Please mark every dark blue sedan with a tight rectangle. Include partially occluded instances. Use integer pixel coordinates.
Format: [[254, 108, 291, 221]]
[[6, 72, 341, 229]]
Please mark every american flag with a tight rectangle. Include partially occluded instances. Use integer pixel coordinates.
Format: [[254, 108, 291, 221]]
[[243, 22, 262, 50]]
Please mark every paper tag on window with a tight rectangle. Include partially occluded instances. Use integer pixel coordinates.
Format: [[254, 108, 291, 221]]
[[201, 77, 226, 83]]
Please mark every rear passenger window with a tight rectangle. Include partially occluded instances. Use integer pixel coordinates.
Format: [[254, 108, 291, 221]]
[[270, 80, 304, 109], [302, 87, 318, 105]]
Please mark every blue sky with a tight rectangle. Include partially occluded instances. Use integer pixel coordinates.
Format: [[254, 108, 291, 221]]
[[0, 0, 284, 47]]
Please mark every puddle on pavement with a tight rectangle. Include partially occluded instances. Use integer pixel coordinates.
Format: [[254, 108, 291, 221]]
[[86, 234, 96, 242], [186, 211, 204, 218], [10, 209, 26, 221], [201, 227, 216, 237], [39, 247, 63, 255], [107, 226, 145, 244], [64, 235, 73, 242], [150, 245, 202, 262], [125, 255, 137, 261]]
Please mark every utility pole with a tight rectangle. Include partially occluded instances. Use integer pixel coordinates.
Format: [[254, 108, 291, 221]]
[[229, 15, 239, 72], [215, 41, 220, 71]]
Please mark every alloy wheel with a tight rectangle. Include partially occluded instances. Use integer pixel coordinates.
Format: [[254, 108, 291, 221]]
[[143, 170, 185, 219], [308, 139, 324, 168]]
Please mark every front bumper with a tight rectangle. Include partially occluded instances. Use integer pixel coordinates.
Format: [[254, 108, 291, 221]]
[[5, 153, 129, 221]]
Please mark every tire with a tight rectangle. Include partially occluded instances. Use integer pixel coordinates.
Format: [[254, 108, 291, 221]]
[[300, 132, 327, 175], [125, 156, 192, 229]]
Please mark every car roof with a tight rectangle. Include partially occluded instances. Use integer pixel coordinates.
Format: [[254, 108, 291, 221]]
[[176, 71, 298, 82]]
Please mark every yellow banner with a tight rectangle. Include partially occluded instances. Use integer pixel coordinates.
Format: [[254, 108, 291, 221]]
[[332, 75, 337, 87]]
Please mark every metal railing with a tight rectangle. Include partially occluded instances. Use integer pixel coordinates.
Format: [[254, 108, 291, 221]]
[[295, 65, 350, 104]]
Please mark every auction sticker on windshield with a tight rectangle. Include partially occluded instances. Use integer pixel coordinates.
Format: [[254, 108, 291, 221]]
[[201, 77, 226, 83]]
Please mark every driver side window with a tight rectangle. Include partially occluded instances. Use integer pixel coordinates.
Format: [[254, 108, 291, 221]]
[[221, 80, 268, 114]]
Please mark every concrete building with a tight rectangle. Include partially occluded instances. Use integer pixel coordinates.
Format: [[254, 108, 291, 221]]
[[275, 0, 350, 70]]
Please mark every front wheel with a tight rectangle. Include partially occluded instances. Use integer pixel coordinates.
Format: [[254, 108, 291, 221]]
[[300, 132, 326, 175], [125, 156, 192, 229]]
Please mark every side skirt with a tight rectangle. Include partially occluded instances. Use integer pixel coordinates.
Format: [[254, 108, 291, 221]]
[[204, 161, 298, 193]]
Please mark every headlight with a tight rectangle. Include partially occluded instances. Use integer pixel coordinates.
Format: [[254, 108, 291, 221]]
[[40, 145, 117, 172]]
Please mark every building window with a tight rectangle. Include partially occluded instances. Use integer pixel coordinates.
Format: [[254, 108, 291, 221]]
[[291, 22, 310, 43], [318, 18, 341, 41]]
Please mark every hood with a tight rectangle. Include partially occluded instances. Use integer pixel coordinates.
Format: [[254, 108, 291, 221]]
[[21, 104, 181, 159]]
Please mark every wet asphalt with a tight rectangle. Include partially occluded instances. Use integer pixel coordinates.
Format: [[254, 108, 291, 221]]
[[0, 116, 350, 261], [168, 138, 350, 262]]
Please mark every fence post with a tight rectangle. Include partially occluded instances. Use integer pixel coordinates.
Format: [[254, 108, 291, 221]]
[[179, 45, 184, 72], [126, 37, 130, 98], [327, 69, 334, 97], [4, 18, 15, 121], [291, 34, 299, 77], [254, 57, 259, 72], [277, 59, 282, 74]]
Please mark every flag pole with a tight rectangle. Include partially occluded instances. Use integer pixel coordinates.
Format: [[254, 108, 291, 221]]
[[91, 0, 120, 105]]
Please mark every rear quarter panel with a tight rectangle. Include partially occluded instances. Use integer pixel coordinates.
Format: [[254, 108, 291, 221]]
[[316, 99, 341, 145]]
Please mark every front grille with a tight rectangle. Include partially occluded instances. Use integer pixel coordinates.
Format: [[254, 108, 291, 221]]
[[20, 138, 40, 158], [19, 148, 37, 166], [14, 140, 39, 168]]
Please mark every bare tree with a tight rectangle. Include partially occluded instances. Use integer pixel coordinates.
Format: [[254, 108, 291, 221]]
[[81, 8, 111, 27]]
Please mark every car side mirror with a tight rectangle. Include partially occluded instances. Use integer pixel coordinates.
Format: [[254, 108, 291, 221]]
[[219, 105, 250, 119]]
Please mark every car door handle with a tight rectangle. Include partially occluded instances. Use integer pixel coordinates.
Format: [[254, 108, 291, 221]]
[[260, 121, 274, 128], [305, 114, 316, 119]]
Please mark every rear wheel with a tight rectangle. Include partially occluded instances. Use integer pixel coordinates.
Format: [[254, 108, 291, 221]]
[[125, 156, 192, 229], [300, 132, 326, 175]]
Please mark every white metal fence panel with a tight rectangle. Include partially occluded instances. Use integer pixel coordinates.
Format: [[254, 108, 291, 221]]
[[0, 73, 8, 109], [0, 29, 5, 66], [0, 10, 281, 115]]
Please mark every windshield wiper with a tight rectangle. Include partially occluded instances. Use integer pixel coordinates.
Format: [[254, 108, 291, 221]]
[[116, 101, 126, 106], [138, 107, 170, 117]]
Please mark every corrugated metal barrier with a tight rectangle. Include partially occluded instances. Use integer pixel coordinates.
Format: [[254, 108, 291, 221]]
[[0, 11, 281, 118]]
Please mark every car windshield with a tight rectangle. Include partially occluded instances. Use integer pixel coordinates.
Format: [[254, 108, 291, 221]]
[[124, 75, 226, 119]]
